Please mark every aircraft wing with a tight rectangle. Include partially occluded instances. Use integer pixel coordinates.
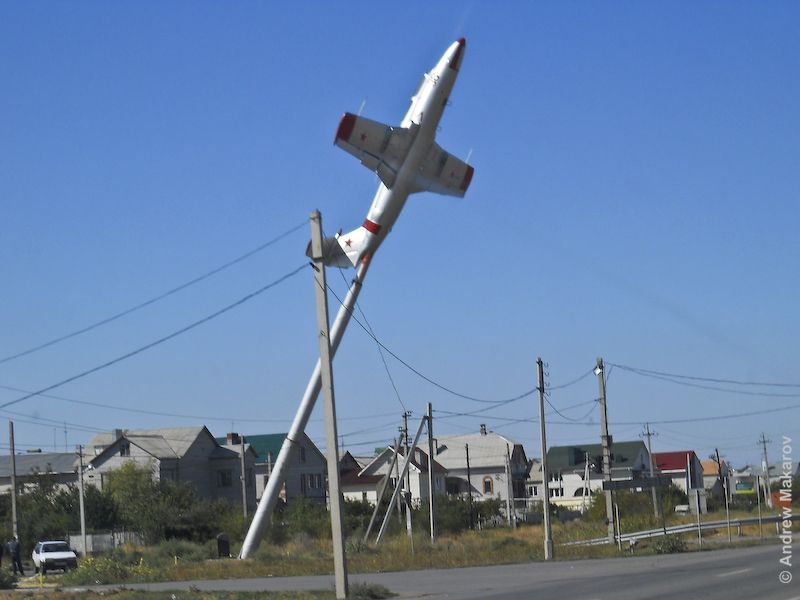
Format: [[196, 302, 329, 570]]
[[334, 113, 413, 188], [412, 141, 474, 197]]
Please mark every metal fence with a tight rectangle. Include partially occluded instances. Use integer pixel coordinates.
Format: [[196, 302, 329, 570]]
[[68, 530, 142, 555]]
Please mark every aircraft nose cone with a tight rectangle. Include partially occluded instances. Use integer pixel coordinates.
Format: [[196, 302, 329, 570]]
[[449, 38, 465, 71]]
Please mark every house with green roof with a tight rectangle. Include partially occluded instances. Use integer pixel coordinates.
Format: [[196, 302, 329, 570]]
[[217, 432, 327, 505], [532, 440, 650, 511]]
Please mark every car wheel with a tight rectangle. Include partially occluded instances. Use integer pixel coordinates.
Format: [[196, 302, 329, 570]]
[[41, 565, 47, 575]]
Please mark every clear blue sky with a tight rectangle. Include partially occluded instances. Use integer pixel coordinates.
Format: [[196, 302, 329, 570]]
[[2, 2, 798, 470]]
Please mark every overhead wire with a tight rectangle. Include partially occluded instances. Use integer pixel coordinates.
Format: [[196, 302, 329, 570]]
[[610, 363, 800, 397], [609, 362, 800, 388], [0, 219, 308, 366], [0, 263, 309, 410], [321, 280, 537, 404], [334, 266, 407, 412]]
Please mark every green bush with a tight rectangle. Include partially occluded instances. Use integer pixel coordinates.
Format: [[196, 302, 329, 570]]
[[150, 539, 215, 564], [0, 570, 17, 590], [652, 534, 687, 554]]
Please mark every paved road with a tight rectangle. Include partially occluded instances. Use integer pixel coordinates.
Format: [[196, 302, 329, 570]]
[[85, 544, 797, 599]]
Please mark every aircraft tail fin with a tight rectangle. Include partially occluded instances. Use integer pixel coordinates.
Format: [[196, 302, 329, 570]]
[[305, 224, 370, 268]]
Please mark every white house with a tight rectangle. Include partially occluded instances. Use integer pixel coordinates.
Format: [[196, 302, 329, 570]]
[[542, 441, 651, 511], [340, 446, 446, 506], [429, 427, 528, 504], [652, 450, 707, 514]]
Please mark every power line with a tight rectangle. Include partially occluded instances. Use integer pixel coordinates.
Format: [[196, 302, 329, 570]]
[[0, 264, 309, 410], [0, 384, 400, 425], [0, 219, 308, 366], [324, 282, 537, 404], [335, 267, 407, 412], [610, 362, 800, 392]]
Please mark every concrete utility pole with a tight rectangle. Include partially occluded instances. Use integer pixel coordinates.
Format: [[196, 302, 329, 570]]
[[77, 445, 87, 556], [641, 423, 660, 520], [240, 436, 248, 519], [9, 421, 18, 538], [465, 444, 474, 529], [714, 448, 731, 542], [504, 444, 514, 528], [426, 403, 437, 543], [402, 411, 414, 551], [363, 438, 400, 543], [536, 358, 553, 560], [595, 358, 615, 545], [309, 210, 348, 599], [240, 220, 370, 559], [758, 433, 773, 508], [376, 416, 427, 544]]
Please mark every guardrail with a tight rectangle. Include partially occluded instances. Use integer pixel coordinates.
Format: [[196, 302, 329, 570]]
[[562, 515, 783, 546]]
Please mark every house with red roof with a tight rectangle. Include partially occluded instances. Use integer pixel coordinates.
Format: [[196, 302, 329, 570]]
[[652, 450, 707, 514]]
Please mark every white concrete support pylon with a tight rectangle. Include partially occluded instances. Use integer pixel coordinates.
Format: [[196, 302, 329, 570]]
[[239, 235, 370, 559]]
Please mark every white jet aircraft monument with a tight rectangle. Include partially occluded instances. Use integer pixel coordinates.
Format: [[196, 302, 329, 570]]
[[240, 38, 474, 558]]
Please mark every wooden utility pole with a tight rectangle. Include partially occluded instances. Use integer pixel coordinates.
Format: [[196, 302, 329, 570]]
[[715, 448, 731, 542], [9, 421, 18, 538], [504, 444, 514, 528], [642, 423, 660, 520], [465, 443, 474, 529], [758, 433, 773, 508], [536, 358, 553, 559], [77, 445, 87, 556], [309, 210, 348, 599], [426, 403, 437, 543], [240, 436, 248, 519], [595, 358, 615, 545]]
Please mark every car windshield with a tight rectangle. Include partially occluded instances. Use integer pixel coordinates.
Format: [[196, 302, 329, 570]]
[[44, 543, 70, 553]]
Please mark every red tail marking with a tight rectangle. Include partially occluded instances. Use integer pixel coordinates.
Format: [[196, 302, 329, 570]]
[[335, 113, 357, 143]]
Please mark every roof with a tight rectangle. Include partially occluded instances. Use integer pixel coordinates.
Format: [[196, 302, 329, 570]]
[[361, 446, 445, 476], [0, 452, 78, 478], [547, 441, 648, 473], [214, 432, 324, 463], [652, 451, 698, 472], [430, 433, 522, 470], [88, 427, 207, 459], [222, 433, 286, 461]]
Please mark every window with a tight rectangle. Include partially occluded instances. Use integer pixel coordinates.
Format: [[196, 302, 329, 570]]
[[217, 470, 233, 487], [549, 488, 564, 498], [119, 442, 130, 457], [528, 485, 538, 497], [483, 477, 494, 495], [300, 447, 306, 463]]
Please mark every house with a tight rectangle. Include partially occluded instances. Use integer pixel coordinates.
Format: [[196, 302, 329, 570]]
[[339, 446, 446, 505], [700, 458, 731, 499], [0, 451, 79, 494], [340, 451, 385, 504], [86, 426, 258, 511], [652, 450, 707, 514], [429, 426, 528, 503], [229, 432, 327, 505], [543, 441, 651, 511]]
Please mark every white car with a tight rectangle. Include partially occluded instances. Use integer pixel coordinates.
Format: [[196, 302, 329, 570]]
[[32, 541, 78, 574]]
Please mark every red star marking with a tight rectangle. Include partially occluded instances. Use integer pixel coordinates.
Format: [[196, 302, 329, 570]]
[[345, 239, 353, 247]]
